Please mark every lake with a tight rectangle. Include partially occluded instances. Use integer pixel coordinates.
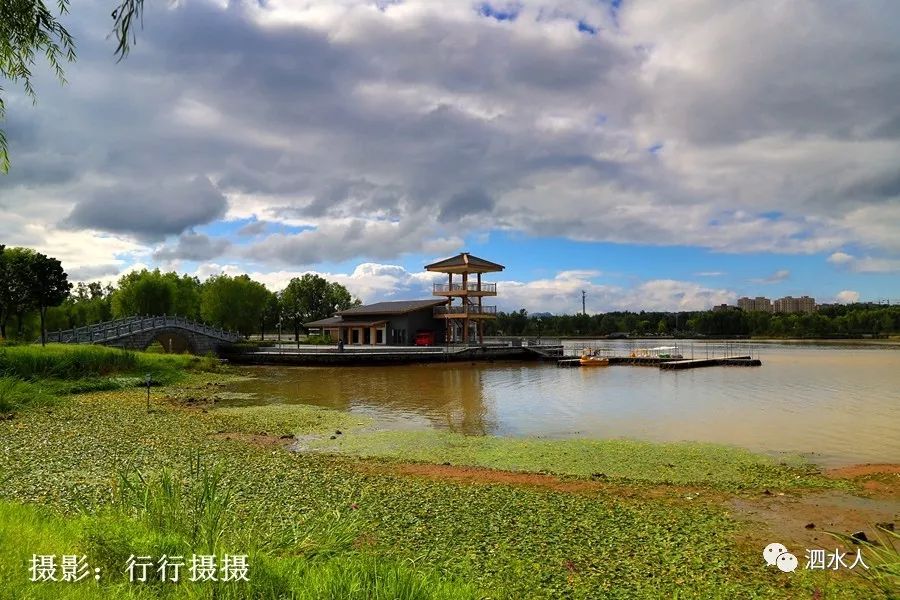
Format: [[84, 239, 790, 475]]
[[223, 341, 900, 467]]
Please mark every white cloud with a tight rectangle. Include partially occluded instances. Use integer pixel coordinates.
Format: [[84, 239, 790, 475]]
[[827, 252, 900, 273], [835, 290, 860, 304], [827, 252, 854, 266], [1, 0, 898, 283]]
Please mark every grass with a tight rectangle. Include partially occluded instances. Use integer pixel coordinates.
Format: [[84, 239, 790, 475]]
[[212, 404, 369, 438], [0, 344, 217, 380], [0, 379, 878, 598], [0, 377, 55, 413], [0, 344, 220, 411], [304, 429, 841, 491], [0, 465, 479, 600], [827, 526, 900, 598]]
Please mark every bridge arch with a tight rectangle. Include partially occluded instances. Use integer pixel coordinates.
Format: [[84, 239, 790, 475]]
[[44, 315, 242, 356], [147, 328, 197, 354]]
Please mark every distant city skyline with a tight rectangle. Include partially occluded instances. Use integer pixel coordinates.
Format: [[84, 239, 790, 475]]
[[2, 1, 898, 313]]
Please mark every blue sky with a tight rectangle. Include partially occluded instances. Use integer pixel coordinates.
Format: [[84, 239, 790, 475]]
[[1, 0, 898, 313]]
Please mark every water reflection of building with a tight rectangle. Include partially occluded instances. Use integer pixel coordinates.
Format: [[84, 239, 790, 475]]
[[257, 364, 494, 434]]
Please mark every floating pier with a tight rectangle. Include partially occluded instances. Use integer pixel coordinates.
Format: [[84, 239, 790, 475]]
[[659, 356, 761, 369], [558, 355, 762, 369]]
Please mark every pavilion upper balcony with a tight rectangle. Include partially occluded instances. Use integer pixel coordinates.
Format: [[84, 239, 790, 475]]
[[433, 305, 498, 318], [433, 282, 497, 296]]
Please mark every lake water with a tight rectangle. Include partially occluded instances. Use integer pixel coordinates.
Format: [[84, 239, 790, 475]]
[[224, 341, 900, 467]]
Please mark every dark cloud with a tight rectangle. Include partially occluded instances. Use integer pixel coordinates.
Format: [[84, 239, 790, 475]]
[[438, 189, 496, 222], [63, 177, 227, 239], [2, 0, 899, 272], [152, 232, 231, 262]]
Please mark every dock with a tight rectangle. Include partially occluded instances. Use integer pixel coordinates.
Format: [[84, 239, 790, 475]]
[[659, 356, 761, 369], [558, 355, 761, 370], [225, 344, 565, 366]]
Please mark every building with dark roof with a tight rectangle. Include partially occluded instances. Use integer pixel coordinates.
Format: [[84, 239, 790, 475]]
[[305, 252, 504, 346], [305, 299, 447, 345]]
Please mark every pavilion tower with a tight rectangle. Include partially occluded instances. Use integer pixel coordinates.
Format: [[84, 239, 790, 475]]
[[425, 252, 504, 345]]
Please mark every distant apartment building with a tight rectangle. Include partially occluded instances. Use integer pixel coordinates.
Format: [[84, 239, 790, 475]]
[[713, 303, 742, 312], [773, 296, 816, 314], [737, 296, 773, 312]]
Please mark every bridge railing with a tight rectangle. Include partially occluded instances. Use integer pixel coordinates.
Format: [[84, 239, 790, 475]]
[[45, 315, 242, 345]]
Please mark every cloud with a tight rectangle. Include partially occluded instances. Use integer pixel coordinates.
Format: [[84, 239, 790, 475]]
[[1, 0, 898, 282], [64, 177, 227, 239], [236, 220, 270, 236], [152, 232, 232, 262], [752, 269, 791, 284], [498, 271, 734, 313], [835, 290, 860, 304], [244, 219, 462, 267], [694, 271, 724, 277], [827, 252, 854, 266], [827, 251, 900, 273]]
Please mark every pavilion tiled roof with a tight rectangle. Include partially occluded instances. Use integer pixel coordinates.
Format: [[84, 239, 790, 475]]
[[424, 252, 504, 273]]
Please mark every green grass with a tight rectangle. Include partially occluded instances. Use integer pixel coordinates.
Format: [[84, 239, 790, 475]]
[[0, 345, 220, 411], [0, 377, 55, 413], [304, 428, 841, 491], [0, 382, 877, 598], [212, 404, 370, 438], [0, 344, 215, 380]]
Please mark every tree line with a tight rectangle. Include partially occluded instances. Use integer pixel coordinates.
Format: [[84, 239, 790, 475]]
[[0, 246, 359, 343], [3, 245, 898, 343], [484, 305, 900, 338]]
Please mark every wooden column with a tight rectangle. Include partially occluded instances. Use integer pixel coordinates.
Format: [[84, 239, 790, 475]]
[[462, 272, 469, 344]]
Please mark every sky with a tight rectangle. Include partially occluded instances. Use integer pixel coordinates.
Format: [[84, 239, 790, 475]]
[[1, 0, 899, 314]]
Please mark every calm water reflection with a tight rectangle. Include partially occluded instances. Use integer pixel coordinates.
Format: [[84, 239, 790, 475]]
[[224, 342, 900, 466]]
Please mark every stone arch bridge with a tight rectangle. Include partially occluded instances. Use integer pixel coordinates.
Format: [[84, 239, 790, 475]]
[[45, 315, 242, 355]]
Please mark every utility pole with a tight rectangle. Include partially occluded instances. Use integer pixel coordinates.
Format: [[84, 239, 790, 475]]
[[582, 290, 586, 316]]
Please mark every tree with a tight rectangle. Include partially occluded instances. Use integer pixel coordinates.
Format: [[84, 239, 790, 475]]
[[111, 269, 175, 317], [280, 274, 355, 340], [167, 273, 202, 319], [0, 247, 37, 337], [1, 0, 145, 172], [0, 244, 5, 337], [26, 252, 71, 345], [656, 318, 668, 335], [200, 274, 270, 334], [259, 291, 281, 340]]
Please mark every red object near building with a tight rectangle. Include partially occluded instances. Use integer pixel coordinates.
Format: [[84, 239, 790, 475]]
[[414, 330, 435, 346]]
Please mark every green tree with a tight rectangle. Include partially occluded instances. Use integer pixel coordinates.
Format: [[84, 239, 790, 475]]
[[656, 318, 668, 335], [111, 269, 176, 317], [200, 274, 270, 334], [46, 280, 113, 330], [167, 273, 202, 319], [259, 291, 281, 340], [1, 0, 145, 172], [280, 274, 355, 340], [26, 252, 71, 345], [0, 247, 38, 337]]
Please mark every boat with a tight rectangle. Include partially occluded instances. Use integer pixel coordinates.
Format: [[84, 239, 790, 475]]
[[579, 349, 610, 366]]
